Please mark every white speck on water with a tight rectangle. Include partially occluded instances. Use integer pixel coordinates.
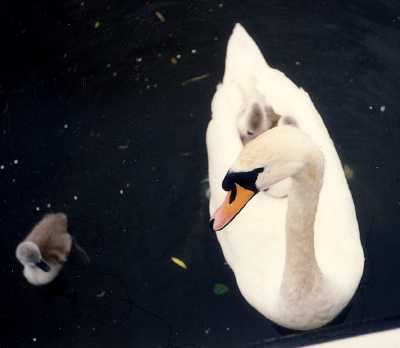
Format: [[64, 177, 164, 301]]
[[96, 290, 106, 298], [191, 49, 197, 54], [64, 124, 69, 129], [80, 1, 84, 6], [13, 159, 18, 165], [295, 61, 301, 66], [204, 328, 210, 335], [73, 195, 78, 201], [0, 165, 4, 170], [77, 325, 81, 329], [32, 337, 37, 342], [113, 72, 118, 77], [369, 105, 373, 110], [106, 63, 111, 68], [176, 54, 181, 59], [63, 53, 68, 59], [219, 3, 224, 7], [214, 36, 218, 41], [35, 206, 40, 211], [120, 189, 124, 195], [380, 105, 386, 112], [46, 203, 51, 208], [92, 327, 96, 331], [136, 57, 142, 63], [12, 178, 16, 183], [226, 327, 230, 331]]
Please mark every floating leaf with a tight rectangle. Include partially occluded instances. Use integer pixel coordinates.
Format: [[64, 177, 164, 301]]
[[213, 283, 229, 295], [170, 57, 178, 64], [155, 11, 165, 22], [171, 257, 187, 270], [94, 21, 101, 29]]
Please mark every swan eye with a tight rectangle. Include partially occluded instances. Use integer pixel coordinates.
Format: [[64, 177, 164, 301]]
[[247, 130, 254, 136]]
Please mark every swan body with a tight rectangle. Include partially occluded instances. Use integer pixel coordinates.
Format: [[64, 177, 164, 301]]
[[206, 24, 364, 330]]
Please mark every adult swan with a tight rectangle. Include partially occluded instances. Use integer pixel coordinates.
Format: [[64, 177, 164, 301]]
[[206, 24, 364, 330]]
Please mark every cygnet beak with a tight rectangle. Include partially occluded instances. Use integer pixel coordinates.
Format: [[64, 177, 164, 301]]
[[36, 260, 50, 272]]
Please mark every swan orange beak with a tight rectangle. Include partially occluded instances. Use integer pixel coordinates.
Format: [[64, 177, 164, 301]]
[[212, 183, 256, 231]]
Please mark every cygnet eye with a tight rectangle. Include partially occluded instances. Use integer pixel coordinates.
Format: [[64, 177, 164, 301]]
[[247, 130, 254, 136]]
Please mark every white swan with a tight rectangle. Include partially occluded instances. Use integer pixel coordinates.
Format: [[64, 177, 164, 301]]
[[206, 24, 364, 330]]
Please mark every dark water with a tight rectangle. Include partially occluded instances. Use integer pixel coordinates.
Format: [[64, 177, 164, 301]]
[[1, 0, 400, 347]]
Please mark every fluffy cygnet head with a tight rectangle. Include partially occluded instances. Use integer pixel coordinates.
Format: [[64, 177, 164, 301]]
[[16, 241, 50, 272], [238, 102, 299, 145], [238, 103, 281, 144], [278, 115, 298, 127]]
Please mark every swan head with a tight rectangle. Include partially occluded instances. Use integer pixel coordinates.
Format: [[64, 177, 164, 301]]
[[16, 241, 50, 272], [212, 126, 323, 231]]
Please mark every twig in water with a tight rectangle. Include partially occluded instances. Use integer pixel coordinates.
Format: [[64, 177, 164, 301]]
[[181, 74, 210, 86]]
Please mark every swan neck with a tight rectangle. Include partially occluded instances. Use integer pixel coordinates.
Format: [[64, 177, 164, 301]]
[[280, 155, 324, 301]]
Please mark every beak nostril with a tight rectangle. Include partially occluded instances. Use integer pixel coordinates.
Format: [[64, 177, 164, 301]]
[[229, 184, 237, 204]]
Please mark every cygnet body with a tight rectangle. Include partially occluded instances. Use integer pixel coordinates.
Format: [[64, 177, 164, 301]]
[[16, 213, 72, 286]]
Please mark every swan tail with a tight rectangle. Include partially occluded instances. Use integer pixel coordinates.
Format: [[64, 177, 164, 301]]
[[223, 24, 270, 85]]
